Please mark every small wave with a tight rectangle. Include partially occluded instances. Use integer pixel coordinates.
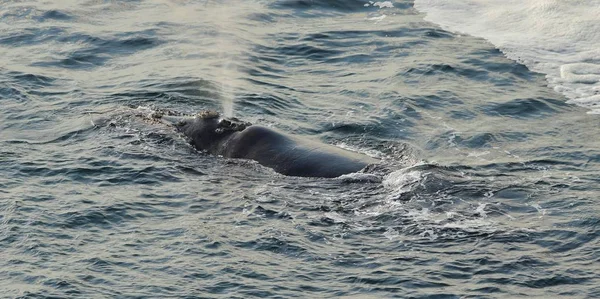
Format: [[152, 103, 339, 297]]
[[31, 31, 164, 70], [0, 5, 73, 23], [481, 98, 560, 119], [560, 63, 600, 85]]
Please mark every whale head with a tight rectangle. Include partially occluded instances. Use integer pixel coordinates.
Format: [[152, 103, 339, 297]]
[[176, 110, 251, 153]]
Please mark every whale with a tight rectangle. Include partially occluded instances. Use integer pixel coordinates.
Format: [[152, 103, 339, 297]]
[[161, 110, 378, 178]]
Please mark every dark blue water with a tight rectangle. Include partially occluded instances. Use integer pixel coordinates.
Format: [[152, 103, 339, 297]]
[[1, 1, 599, 298]]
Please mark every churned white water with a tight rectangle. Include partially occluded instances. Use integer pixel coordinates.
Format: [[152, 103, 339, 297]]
[[413, 0, 600, 113]]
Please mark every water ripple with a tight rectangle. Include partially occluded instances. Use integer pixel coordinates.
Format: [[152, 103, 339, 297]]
[[1, 0, 599, 297]]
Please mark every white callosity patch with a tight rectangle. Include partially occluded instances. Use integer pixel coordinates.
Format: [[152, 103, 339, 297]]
[[414, 0, 600, 113]]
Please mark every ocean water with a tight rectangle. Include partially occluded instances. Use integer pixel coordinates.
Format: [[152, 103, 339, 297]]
[[1, 0, 599, 298], [414, 0, 600, 113]]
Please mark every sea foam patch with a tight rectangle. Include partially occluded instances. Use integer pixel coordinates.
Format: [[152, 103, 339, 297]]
[[413, 0, 600, 113]]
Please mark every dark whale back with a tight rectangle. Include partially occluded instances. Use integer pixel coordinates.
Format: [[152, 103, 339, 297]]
[[176, 112, 378, 178], [223, 126, 377, 178]]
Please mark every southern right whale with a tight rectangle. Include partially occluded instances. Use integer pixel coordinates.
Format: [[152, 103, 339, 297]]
[[160, 110, 378, 178]]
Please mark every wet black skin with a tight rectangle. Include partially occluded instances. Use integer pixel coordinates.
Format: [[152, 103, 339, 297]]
[[176, 113, 378, 178]]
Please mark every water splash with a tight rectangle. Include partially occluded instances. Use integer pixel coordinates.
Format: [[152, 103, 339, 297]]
[[210, 0, 263, 118], [218, 60, 237, 118]]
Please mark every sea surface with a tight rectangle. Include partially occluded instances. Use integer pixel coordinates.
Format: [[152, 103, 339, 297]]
[[1, 0, 599, 298]]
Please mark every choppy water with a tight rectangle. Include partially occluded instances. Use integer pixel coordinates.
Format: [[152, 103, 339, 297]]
[[1, 0, 599, 298], [414, 0, 600, 113]]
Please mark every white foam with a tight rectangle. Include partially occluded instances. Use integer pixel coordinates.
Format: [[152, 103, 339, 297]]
[[365, 1, 394, 24], [414, 0, 600, 113], [365, 1, 394, 8], [337, 172, 382, 183], [367, 14, 387, 22], [382, 166, 426, 200], [374, 1, 394, 9], [335, 142, 386, 159], [383, 169, 423, 190]]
